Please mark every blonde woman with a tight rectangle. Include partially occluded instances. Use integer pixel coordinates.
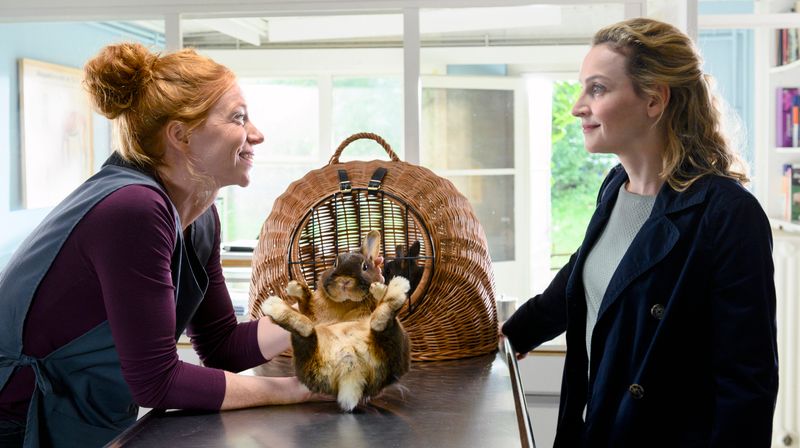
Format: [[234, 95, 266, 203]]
[[503, 18, 777, 447]]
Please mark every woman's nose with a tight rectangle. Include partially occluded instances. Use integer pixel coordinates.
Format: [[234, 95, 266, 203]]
[[572, 98, 587, 117], [247, 122, 265, 145]]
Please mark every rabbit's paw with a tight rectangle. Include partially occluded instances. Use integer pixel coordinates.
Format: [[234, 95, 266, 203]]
[[262, 296, 290, 321], [370, 286, 407, 331], [370, 282, 388, 300], [286, 281, 304, 298], [386, 276, 410, 298], [263, 296, 313, 337]]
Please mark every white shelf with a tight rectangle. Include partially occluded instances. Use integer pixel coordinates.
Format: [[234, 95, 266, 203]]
[[760, 8, 800, 220], [771, 59, 800, 74]]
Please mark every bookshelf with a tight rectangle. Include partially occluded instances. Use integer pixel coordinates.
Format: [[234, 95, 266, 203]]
[[700, 3, 800, 223], [754, 2, 800, 222]]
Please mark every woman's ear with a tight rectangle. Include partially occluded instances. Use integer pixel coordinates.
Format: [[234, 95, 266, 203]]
[[647, 84, 670, 119], [164, 120, 190, 150]]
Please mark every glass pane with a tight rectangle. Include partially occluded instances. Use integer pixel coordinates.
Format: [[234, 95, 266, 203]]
[[421, 88, 513, 170], [218, 164, 314, 242], [239, 79, 318, 160], [332, 77, 403, 162], [447, 175, 514, 262]]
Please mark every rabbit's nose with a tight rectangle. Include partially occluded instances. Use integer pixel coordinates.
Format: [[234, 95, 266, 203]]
[[338, 278, 355, 288]]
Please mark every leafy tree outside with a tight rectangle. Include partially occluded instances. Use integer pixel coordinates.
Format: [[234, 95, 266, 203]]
[[550, 81, 617, 269]]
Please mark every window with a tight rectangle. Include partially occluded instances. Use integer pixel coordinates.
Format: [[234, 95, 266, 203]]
[[418, 74, 531, 304], [421, 85, 517, 261]]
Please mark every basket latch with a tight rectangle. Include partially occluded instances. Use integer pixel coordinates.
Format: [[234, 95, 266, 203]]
[[368, 167, 388, 196], [338, 169, 352, 195]]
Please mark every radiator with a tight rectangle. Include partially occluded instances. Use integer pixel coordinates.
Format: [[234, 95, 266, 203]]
[[774, 232, 800, 447]]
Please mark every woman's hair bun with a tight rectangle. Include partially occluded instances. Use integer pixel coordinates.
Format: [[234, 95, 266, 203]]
[[83, 42, 158, 119]]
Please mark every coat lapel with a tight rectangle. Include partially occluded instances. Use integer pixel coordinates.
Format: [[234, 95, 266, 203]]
[[595, 216, 678, 320], [595, 175, 711, 322]]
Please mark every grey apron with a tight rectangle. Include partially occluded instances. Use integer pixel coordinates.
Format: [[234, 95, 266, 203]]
[[0, 153, 215, 447]]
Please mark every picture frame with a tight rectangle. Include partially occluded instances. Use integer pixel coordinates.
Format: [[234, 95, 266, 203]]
[[19, 58, 93, 209]]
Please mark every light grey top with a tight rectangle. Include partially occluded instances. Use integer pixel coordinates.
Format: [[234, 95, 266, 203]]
[[582, 183, 656, 364]]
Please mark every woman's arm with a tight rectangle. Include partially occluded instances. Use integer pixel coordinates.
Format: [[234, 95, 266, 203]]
[[707, 194, 778, 447], [257, 317, 291, 360], [88, 187, 322, 411], [220, 373, 324, 410], [501, 251, 575, 355]]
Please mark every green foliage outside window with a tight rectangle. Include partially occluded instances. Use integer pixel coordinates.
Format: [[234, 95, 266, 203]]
[[550, 81, 617, 269]]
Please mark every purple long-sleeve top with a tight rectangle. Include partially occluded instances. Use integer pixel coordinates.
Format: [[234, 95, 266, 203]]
[[0, 185, 266, 422]]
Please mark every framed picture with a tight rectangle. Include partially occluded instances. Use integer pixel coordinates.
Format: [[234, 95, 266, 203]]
[[19, 58, 93, 209]]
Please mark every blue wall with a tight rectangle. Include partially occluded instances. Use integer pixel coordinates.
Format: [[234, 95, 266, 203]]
[[0, 22, 161, 268]]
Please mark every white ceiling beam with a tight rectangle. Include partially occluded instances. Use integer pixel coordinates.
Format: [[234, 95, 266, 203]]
[[267, 5, 561, 42], [421, 5, 561, 34], [191, 18, 264, 46], [202, 45, 589, 76], [267, 14, 400, 42]]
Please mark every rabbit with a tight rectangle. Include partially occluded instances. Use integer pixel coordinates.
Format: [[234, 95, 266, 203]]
[[261, 230, 411, 412], [384, 240, 423, 295]]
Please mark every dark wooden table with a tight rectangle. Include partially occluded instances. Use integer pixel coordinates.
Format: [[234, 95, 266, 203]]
[[107, 341, 534, 447]]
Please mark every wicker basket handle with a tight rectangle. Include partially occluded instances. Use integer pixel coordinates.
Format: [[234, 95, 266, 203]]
[[328, 132, 401, 165]]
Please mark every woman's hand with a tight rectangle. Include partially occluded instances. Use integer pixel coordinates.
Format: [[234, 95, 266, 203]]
[[292, 377, 335, 403], [498, 322, 528, 360], [221, 374, 332, 410]]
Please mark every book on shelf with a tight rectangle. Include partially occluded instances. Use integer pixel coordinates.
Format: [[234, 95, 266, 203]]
[[777, 87, 800, 148], [777, 28, 800, 66], [782, 163, 800, 222]]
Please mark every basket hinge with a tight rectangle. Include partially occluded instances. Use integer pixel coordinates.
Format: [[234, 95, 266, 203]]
[[337, 169, 352, 194], [367, 167, 388, 196]]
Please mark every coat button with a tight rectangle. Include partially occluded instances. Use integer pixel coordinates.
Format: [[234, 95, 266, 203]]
[[628, 383, 644, 399], [650, 304, 665, 320]]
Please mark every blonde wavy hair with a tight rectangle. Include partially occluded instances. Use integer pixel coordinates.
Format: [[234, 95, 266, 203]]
[[593, 18, 749, 191], [83, 42, 236, 174]]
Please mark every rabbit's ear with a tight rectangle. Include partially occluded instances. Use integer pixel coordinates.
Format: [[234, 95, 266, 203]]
[[395, 245, 406, 258], [362, 230, 381, 261], [408, 241, 421, 257]]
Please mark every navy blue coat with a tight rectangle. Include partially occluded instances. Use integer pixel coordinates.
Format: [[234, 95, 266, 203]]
[[503, 165, 778, 447]]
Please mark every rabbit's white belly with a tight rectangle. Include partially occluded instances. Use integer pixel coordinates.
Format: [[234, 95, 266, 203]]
[[316, 320, 376, 378]]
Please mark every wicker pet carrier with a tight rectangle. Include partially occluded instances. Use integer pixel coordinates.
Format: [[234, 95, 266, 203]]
[[248, 132, 499, 361]]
